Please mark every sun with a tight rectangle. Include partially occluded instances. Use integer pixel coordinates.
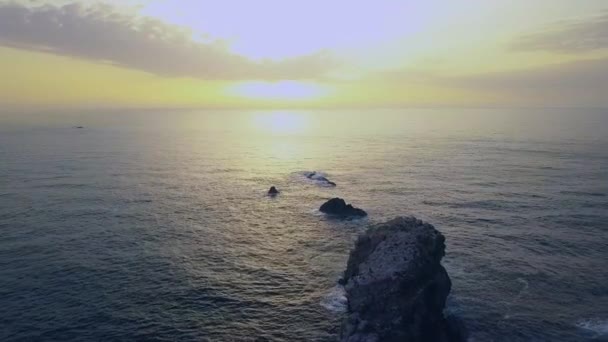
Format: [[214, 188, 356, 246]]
[[228, 81, 329, 101], [251, 111, 310, 134]]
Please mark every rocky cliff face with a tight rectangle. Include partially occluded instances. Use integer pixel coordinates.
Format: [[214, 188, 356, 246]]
[[340, 217, 467, 342]]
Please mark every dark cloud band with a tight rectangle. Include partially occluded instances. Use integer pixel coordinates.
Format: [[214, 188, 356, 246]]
[[512, 12, 608, 53], [0, 2, 337, 80]]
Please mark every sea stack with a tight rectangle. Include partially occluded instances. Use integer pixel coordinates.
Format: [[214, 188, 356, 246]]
[[340, 217, 467, 342], [320, 198, 367, 217]]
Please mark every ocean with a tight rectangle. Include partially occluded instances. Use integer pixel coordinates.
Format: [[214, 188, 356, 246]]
[[1, 108, 607, 341]]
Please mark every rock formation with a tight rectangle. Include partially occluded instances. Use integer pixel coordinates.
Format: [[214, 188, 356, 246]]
[[305, 171, 337, 186], [268, 186, 280, 196], [340, 217, 467, 342], [320, 198, 367, 218]]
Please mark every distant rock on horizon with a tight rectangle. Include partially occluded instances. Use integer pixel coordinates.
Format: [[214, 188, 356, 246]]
[[340, 216, 467, 342]]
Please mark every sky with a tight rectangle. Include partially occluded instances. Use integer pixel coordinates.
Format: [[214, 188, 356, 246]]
[[1, 0, 607, 109]]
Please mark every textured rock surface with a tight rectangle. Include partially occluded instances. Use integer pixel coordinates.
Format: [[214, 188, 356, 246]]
[[320, 198, 367, 217], [340, 217, 467, 342]]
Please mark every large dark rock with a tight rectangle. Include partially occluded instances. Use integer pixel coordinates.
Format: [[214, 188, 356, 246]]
[[320, 198, 367, 217], [340, 217, 467, 342]]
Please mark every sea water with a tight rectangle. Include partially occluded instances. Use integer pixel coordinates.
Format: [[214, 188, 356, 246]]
[[1, 108, 607, 341]]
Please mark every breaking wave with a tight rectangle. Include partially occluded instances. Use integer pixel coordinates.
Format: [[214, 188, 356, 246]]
[[320, 285, 347, 313]]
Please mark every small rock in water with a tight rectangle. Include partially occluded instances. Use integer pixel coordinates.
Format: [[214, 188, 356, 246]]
[[316, 176, 336, 186], [320, 198, 367, 217], [305, 171, 337, 186], [268, 186, 280, 195]]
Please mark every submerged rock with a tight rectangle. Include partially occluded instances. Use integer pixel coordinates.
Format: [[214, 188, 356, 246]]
[[340, 217, 467, 342], [305, 171, 337, 187], [305, 171, 317, 179], [319, 177, 337, 186], [268, 186, 280, 196], [320, 198, 367, 217]]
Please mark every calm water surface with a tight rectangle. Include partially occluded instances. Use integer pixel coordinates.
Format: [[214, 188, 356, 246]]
[[1, 109, 607, 341]]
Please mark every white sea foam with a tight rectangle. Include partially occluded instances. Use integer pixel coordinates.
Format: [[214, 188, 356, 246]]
[[576, 319, 608, 337], [302, 170, 327, 178], [320, 285, 348, 313], [310, 208, 324, 216]]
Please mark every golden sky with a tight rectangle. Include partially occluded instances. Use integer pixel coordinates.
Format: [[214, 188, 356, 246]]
[[1, 0, 608, 109]]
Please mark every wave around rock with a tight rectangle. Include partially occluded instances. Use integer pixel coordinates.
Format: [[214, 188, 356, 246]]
[[303, 171, 337, 186]]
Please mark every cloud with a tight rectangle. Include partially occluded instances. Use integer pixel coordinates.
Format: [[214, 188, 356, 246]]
[[368, 58, 608, 106], [451, 58, 608, 106], [0, 1, 337, 80], [512, 12, 608, 53], [451, 58, 608, 91]]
